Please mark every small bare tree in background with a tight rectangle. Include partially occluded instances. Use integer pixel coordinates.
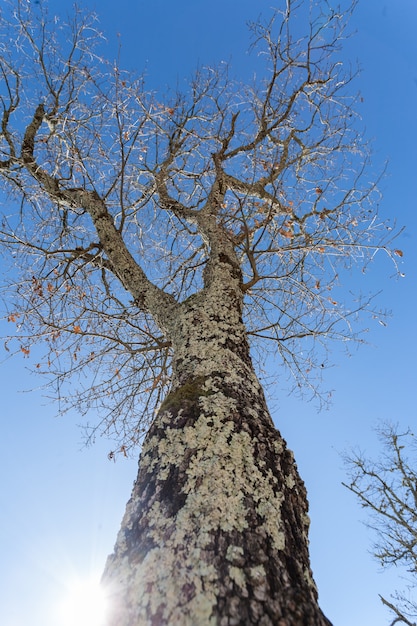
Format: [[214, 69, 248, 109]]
[[0, 0, 400, 623], [344, 425, 417, 626]]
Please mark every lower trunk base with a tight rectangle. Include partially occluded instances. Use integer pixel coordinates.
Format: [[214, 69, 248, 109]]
[[102, 372, 332, 625]]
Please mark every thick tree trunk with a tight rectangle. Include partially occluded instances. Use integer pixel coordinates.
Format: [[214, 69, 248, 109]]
[[102, 278, 332, 625]]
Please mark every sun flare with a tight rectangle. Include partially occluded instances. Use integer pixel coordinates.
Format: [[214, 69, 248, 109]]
[[55, 574, 108, 626]]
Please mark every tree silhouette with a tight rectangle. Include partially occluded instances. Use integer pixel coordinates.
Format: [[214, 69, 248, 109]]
[[344, 425, 417, 626]]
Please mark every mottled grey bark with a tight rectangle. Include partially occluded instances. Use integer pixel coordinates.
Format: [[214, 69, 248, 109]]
[[102, 254, 332, 626]]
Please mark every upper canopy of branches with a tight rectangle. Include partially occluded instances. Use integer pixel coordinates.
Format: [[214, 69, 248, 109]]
[[0, 0, 399, 454]]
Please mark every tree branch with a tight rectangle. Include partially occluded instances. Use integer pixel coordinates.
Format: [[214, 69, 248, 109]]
[[20, 103, 178, 325]]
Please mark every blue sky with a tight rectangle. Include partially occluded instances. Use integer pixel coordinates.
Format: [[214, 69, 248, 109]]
[[1, 1, 416, 625]]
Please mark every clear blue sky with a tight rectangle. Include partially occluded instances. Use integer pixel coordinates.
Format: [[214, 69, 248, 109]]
[[1, 1, 416, 625]]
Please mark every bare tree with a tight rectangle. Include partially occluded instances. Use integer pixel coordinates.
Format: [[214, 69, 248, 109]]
[[0, 0, 399, 623], [344, 425, 417, 626]]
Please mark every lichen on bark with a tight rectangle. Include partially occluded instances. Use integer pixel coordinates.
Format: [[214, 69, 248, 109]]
[[158, 375, 213, 414], [102, 289, 332, 625]]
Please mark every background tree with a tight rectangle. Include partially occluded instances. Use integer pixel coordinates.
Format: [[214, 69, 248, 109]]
[[344, 425, 417, 626], [0, 0, 399, 624]]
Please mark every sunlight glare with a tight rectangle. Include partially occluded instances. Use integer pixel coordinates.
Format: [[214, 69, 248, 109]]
[[55, 574, 108, 626]]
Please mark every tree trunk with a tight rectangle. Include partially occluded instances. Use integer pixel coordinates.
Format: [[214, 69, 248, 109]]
[[102, 285, 332, 625]]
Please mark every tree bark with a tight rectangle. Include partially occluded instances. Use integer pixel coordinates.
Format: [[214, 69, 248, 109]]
[[102, 271, 332, 625]]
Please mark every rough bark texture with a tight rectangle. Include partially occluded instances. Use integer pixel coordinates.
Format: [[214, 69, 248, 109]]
[[102, 257, 332, 625]]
